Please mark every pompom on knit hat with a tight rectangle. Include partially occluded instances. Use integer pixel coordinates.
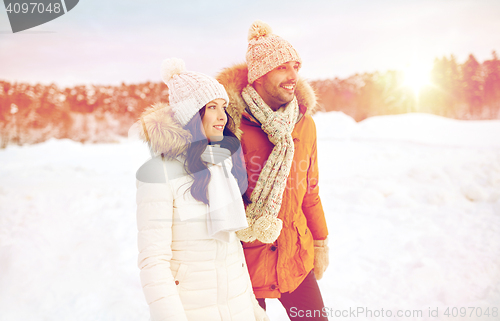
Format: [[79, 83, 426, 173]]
[[161, 58, 229, 127], [246, 20, 302, 84]]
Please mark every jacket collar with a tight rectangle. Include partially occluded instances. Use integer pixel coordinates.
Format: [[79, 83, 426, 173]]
[[138, 102, 192, 158]]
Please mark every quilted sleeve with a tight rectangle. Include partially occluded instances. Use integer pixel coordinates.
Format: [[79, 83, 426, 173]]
[[136, 178, 188, 321]]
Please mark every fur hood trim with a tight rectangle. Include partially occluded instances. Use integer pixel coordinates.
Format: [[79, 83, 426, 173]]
[[138, 102, 192, 158], [216, 63, 317, 127]]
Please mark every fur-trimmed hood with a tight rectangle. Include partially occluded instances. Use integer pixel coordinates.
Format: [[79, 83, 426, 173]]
[[215, 63, 318, 129], [138, 102, 192, 158]]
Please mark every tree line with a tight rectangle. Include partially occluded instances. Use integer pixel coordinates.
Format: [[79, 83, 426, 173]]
[[310, 51, 500, 121], [1, 51, 499, 147], [0, 81, 168, 148]]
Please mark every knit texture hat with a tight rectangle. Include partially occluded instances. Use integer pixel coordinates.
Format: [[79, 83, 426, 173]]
[[246, 20, 302, 84], [161, 58, 229, 126]]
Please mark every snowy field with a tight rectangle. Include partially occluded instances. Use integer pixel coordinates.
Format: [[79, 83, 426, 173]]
[[0, 112, 499, 321]]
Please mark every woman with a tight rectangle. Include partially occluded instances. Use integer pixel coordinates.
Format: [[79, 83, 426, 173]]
[[135, 58, 268, 321]]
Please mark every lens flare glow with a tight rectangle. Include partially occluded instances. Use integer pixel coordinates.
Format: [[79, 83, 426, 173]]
[[402, 63, 432, 95]]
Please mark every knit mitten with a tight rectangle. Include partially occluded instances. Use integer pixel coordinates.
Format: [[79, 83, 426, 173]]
[[313, 238, 329, 280], [252, 297, 270, 321]]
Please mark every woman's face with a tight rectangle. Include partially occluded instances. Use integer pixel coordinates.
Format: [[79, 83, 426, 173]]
[[202, 98, 227, 143]]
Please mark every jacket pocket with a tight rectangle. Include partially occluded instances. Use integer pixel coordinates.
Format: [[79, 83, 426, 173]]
[[293, 220, 313, 276]]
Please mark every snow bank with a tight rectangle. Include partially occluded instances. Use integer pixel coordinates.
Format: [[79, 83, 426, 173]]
[[314, 112, 500, 147], [313, 111, 358, 140]]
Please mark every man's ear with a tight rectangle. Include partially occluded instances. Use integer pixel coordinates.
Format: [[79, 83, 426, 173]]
[[252, 78, 265, 97], [252, 78, 262, 86]]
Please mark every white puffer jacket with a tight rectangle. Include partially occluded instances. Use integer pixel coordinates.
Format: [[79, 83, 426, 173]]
[[136, 103, 267, 321]]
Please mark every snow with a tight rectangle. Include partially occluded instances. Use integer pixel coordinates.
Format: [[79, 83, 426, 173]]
[[1, 112, 499, 320]]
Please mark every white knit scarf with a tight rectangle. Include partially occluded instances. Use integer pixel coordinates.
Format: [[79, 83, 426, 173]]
[[200, 145, 248, 243], [236, 85, 299, 243]]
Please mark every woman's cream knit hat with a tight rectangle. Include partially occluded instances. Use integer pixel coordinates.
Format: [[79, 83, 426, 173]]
[[246, 20, 302, 84], [161, 58, 229, 127]]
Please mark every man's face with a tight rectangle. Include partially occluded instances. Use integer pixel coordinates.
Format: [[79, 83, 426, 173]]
[[253, 61, 300, 111]]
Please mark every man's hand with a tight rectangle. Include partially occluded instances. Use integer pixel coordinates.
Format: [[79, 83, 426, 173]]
[[313, 238, 329, 280]]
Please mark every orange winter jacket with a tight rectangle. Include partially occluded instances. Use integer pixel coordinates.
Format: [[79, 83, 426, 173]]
[[217, 64, 328, 298]]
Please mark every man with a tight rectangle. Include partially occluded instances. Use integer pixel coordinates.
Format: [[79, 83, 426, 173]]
[[216, 21, 329, 320]]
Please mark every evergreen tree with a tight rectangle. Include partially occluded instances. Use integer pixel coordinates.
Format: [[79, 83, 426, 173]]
[[429, 55, 463, 118], [483, 51, 500, 118], [462, 54, 483, 118]]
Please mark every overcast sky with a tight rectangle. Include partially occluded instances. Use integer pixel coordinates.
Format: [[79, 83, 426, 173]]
[[1, 0, 499, 87]]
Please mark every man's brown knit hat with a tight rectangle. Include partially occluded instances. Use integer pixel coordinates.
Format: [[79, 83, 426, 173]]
[[246, 20, 302, 84]]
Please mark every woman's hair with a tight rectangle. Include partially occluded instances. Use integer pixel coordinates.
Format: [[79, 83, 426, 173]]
[[183, 106, 249, 205]]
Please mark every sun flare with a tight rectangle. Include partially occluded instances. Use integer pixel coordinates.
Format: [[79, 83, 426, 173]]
[[402, 63, 432, 95]]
